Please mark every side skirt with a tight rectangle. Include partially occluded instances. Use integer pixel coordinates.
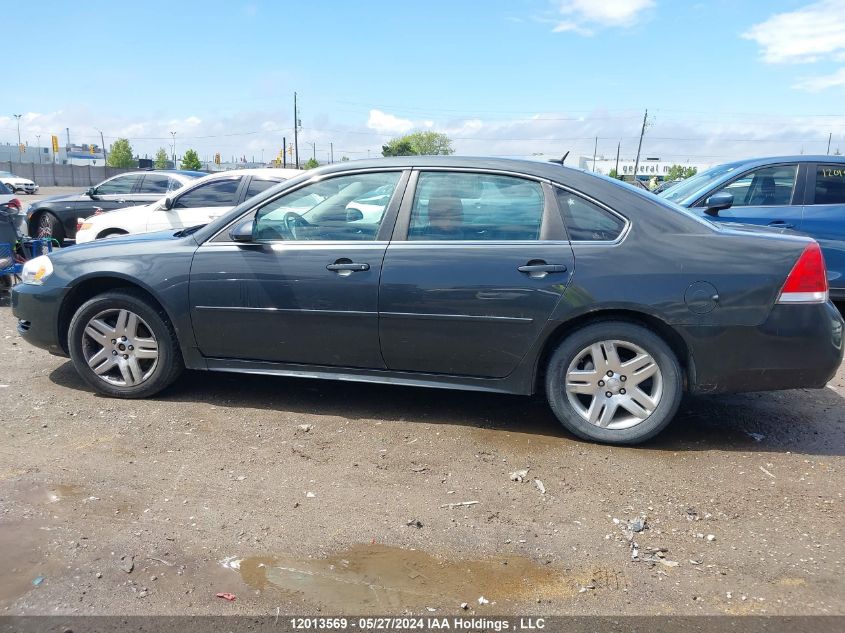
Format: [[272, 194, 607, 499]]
[[204, 357, 530, 395]]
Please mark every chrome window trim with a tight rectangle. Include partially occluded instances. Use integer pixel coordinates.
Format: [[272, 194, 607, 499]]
[[203, 167, 409, 245], [551, 183, 631, 246]]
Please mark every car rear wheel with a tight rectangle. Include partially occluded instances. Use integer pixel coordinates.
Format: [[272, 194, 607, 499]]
[[545, 321, 683, 444], [35, 212, 65, 243], [68, 290, 183, 398]]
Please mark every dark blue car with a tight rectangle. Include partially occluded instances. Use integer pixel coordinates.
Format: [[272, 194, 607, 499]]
[[660, 156, 845, 300]]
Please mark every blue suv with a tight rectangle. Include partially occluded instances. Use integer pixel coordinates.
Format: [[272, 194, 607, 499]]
[[660, 156, 845, 300]]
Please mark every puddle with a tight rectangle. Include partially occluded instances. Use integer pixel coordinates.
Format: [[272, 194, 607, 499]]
[[229, 544, 620, 612], [19, 483, 85, 505]]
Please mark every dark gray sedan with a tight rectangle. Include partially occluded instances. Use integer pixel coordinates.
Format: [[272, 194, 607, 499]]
[[11, 157, 844, 444]]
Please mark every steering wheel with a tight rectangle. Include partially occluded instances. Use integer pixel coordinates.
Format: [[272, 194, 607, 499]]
[[282, 211, 310, 240]]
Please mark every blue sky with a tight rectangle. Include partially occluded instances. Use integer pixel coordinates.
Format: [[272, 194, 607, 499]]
[[5, 0, 845, 165]]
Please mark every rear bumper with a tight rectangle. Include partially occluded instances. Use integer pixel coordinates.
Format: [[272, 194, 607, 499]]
[[11, 282, 68, 356], [682, 302, 843, 395]]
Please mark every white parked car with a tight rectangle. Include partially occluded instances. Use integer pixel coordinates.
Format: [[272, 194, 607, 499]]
[[75, 168, 302, 243], [0, 171, 38, 194]]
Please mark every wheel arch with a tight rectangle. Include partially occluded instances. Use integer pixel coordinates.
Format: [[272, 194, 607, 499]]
[[57, 275, 177, 355], [96, 228, 129, 239], [533, 308, 694, 395]]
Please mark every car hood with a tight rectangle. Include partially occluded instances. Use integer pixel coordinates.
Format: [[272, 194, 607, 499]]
[[55, 228, 191, 257], [1, 176, 34, 184], [31, 192, 89, 206]]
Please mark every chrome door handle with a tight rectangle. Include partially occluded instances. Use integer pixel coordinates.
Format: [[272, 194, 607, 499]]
[[518, 264, 567, 273]]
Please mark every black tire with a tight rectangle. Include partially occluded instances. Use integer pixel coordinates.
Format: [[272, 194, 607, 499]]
[[34, 211, 65, 243], [545, 321, 683, 445], [68, 289, 183, 398]]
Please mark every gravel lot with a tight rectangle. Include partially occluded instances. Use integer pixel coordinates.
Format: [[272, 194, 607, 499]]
[[0, 294, 843, 617]]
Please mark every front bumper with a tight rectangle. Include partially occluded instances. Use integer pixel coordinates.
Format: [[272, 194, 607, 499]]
[[11, 282, 69, 356], [683, 302, 844, 395]]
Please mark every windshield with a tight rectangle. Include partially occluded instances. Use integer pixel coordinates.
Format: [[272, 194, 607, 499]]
[[660, 162, 745, 203]]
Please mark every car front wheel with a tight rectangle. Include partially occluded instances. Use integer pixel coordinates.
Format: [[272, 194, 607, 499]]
[[545, 321, 683, 445], [68, 290, 183, 398]]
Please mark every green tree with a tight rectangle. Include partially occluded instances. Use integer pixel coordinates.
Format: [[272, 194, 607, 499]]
[[153, 148, 169, 169], [664, 165, 698, 181], [382, 131, 454, 157], [180, 149, 203, 170], [341, 156, 350, 162], [106, 138, 136, 168], [304, 157, 320, 169], [608, 168, 624, 179]]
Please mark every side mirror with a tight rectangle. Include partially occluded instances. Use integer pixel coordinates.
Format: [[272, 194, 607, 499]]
[[229, 219, 254, 242], [162, 197, 174, 210], [704, 191, 734, 216], [346, 208, 364, 222], [86, 187, 97, 198]]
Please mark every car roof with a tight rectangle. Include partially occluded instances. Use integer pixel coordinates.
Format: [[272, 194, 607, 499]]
[[197, 167, 304, 181], [714, 155, 845, 168]]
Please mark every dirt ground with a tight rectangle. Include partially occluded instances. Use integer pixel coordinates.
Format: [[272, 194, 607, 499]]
[[0, 298, 843, 617]]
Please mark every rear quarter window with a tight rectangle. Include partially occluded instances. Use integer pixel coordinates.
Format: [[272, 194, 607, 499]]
[[556, 189, 626, 242], [814, 165, 845, 205]]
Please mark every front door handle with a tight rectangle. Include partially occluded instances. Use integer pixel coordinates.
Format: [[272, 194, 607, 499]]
[[767, 220, 795, 229], [518, 262, 567, 278]]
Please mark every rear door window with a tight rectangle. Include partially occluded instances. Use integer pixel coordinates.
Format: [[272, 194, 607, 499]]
[[139, 174, 171, 194], [174, 177, 242, 208], [813, 165, 845, 205], [96, 174, 142, 195], [245, 178, 281, 199], [408, 172, 544, 241]]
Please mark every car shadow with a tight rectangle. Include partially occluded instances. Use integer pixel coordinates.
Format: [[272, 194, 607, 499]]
[[47, 360, 845, 457]]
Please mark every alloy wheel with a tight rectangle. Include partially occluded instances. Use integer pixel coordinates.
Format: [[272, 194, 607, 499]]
[[81, 308, 159, 387], [37, 214, 54, 238], [564, 339, 663, 430]]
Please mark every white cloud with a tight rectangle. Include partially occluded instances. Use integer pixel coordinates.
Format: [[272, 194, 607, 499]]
[[553, 0, 654, 34], [743, 1, 845, 63], [793, 67, 845, 91], [366, 109, 414, 134]]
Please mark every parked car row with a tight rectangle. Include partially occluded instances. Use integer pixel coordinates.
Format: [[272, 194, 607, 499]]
[[12, 156, 844, 446], [0, 171, 38, 195]]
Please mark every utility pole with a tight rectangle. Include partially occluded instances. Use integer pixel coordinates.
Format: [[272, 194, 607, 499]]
[[293, 92, 300, 169], [283, 136, 287, 168], [310, 141, 316, 161], [827, 132, 832, 155], [614, 141, 620, 178], [36, 135, 41, 163], [96, 128, 108, 164], [170, 131, 176, 167], [632, 109, 648, 184], [591, 136, 598, 172], [330, 142, 334, 164]]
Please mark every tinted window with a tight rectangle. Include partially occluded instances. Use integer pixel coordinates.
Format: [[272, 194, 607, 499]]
[[174, 178, 241, 208], [408, 172, 543, 241], [0, 182, 10, 194], [246, 178, 281, 199], [253, 172, 400, 241], [167, 177, 185, 192], [96, 174, 142, 195], [557, 190, 626, 241], [814, 165, 845, 205], [139, 174, 171, 194], [710, 164, 797, 207]]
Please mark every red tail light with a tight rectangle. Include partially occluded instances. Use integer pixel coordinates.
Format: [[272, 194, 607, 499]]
[[778, 242, 828, 304], [8, 198, 21, 210]]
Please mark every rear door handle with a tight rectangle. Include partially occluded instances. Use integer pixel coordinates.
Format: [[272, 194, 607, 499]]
[[518, 263, 567, 275], [327, 261, 370, 272]]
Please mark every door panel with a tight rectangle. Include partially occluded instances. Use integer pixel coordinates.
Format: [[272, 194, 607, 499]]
[[190, 242, 387, 367], [378, 170, 574, 379], [189, 169, 409, 368], [379, 242, 574, 377], [801, 163, 845, 291]]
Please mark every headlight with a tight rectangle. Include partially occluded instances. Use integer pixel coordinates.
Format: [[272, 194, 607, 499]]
[[21, 255, 53, 285]]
